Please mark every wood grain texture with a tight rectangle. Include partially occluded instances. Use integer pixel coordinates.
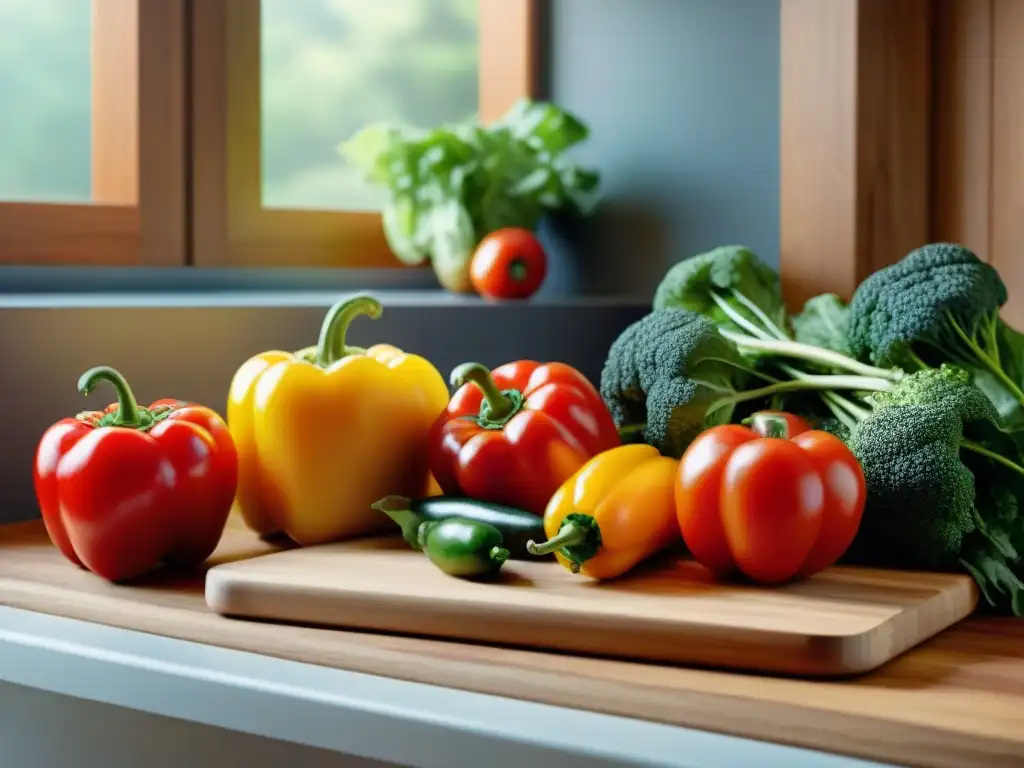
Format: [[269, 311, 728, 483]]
[[780, 0, 932, 309], [990, 0, 1024, 327], [205, 537, 976, 678], [1, 521, 1022, 768], [930, 0, 994, 259], [478, 0, 541, 123]]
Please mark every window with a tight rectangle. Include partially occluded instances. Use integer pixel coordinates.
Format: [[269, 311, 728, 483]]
[[0, 0, 538, 269], [0, 0, 186, 265]]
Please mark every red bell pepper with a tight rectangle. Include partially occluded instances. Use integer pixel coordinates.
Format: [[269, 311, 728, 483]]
[[33, 366, 238, 582], [427, 360, 621, 515]]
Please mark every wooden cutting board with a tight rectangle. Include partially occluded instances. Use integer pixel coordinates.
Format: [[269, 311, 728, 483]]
[[205, 537, 978, 677]]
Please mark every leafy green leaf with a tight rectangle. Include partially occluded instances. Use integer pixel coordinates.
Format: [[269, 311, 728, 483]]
[[340, 99, 600, 281], [792, 294, 853, 356]]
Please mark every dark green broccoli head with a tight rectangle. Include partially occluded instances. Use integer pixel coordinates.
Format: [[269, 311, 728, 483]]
[[847, 243, 1007, 368], [652, 245, 786, 333], [600, 309, 749, 458], [869, 364, 999, 423], [849, 366, 999, 569]]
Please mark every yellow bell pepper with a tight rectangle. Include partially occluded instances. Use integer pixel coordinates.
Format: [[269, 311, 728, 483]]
[[227, 294, 450, 545], [526, 444, 680, 579]]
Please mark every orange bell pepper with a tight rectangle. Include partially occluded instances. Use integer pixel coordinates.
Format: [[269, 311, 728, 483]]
[[227, 294, 449, 545], [526, 444, 680, 579]]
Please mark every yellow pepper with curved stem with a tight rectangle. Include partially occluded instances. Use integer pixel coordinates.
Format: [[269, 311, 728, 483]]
[[527, 444, 680, 579], [227, 294, 450, 545]]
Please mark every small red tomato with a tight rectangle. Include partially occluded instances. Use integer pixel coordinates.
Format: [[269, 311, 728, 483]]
[[469, 227, 547, 300], [675, 412, 865, 584]]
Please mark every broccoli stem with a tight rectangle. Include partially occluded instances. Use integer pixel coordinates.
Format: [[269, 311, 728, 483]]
[[710, 293, 774, 340], [946, 312, 1024, 406], [719, 329, 903, 382], [708, 374, 894, 417], [961, 439, 1024, 480], [726, 289, 789, 340]]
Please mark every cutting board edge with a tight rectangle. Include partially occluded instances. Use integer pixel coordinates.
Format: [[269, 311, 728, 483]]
[[203, 564, 981, 679]]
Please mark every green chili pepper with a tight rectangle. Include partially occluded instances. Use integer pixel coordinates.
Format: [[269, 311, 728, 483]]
[[417, 517, 510, 579]]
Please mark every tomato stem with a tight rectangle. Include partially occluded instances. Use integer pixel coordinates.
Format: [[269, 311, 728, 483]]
[[747, 412, 790, 439]]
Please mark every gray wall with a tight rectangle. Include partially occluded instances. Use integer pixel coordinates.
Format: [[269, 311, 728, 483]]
[[546, 0, 781, 297]]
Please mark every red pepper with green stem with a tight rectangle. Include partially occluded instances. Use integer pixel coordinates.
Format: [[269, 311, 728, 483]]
[[33, 366, 238, 582], [427, 360, 621, 515]]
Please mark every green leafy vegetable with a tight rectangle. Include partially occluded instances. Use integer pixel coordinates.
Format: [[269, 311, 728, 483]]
[[652, 245, 787, 336], [340, 99, 601, 290], [599, 309, 894, 459], [792, 294, 852, 356], [847, 243, 1024, 421], [632, 242, 1024, 615]]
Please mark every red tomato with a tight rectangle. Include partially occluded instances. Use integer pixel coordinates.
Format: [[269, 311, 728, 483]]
[[675, 412, 865, 584], [469, 227, 547, 300]]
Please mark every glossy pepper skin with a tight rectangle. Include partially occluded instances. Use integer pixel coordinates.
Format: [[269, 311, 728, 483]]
[[33, 367, 238, 582], [228, 294, 449, 546], [526, 444, 680, 579], [676, 412, 866, 584], [427, 360, 621, 515]]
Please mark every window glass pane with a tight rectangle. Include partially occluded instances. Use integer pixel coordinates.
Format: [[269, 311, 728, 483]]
[[0, 0, 91, 202], [261, 0, 479, 210]]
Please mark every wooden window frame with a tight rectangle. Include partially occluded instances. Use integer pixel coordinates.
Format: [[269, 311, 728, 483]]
[[190, 0, 541, 269], [0, 0, 187, 266]]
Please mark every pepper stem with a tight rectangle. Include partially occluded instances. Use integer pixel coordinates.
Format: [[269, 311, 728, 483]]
[[315, 294, 383, 368], [525, 514, 603, 574], [77, 366, 144, 427], [371, 495, 425, 550], [489, 546, 510, 564], [747, 412, 789, 439], [450, 362, 524, 428]]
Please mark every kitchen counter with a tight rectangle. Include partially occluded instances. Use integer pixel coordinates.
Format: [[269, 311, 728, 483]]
[[1, 520, 1022, 768]]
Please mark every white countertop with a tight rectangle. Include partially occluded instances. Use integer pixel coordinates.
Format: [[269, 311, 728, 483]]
[[0, 606, 890, 768]]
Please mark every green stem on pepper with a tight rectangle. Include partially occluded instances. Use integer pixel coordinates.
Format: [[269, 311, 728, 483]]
[[371, 495, 426, 550], [77, 366, 164, 430], [314, 293, 383, 368], [450, 362, 525, 428], [525, 513, 602, 574]]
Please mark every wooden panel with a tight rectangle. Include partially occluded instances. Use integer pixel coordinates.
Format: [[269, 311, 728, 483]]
[[991, 0, 1024, 326], [478, 0, 541, 123], [1, 521, 1023, 768], [780, 0, 932, 309], [91, 0, 139, 205], [0, 205, 139, 265], [205, 538, 977, 677], [930, 0, 994, 258], [137, 0, 188, 266]]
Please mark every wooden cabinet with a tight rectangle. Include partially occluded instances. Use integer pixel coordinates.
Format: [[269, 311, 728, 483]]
[[780, 0, 1024, 324]]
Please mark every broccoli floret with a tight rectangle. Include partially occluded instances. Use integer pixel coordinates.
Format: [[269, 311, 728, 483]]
[[848, 365, 1024, 572], [600, 309, 751, 458], [848, 367, 995, 568], [652, 245, 787, 335], [847, 244, 1024, 413]]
